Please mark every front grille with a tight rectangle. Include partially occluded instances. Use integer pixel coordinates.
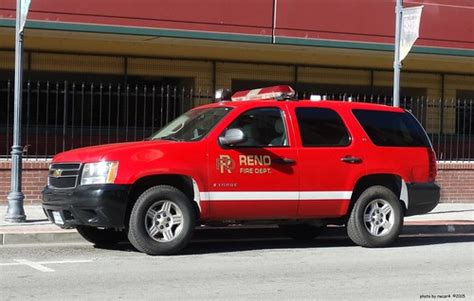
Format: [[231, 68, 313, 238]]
[[48, 163, 81, 189]]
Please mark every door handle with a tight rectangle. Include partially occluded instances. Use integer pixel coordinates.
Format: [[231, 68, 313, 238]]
[[274, 157, 296, 164], [341, 156, 362, 164]]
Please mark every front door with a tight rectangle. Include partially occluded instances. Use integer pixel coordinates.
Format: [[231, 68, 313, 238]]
[[206, 106, 299, 220]]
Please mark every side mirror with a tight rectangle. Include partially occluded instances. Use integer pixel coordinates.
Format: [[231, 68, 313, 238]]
[[219, 128, 245, 146]]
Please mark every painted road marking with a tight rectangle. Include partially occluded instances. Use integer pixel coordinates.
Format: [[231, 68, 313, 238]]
[[14, 259, 55, 272], [0, 259, 93, 272]]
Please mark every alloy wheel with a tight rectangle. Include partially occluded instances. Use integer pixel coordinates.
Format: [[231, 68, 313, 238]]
[[145, 200, 184, 242]]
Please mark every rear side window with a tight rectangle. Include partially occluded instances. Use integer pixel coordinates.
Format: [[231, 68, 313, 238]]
[[295, 107, 350, 147], [353, 109, 430, 147]]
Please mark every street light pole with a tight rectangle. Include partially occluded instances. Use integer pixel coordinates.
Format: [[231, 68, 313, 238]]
[[5, 0, 27, 223], [393, 0, 403, 107]]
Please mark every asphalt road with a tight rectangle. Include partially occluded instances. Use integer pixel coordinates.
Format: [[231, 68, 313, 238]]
[[1, 233, 473, 301]]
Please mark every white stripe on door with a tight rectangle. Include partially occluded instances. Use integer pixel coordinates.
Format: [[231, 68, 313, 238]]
[[300, 191, 352, 200], [200, 191, 352, 201]]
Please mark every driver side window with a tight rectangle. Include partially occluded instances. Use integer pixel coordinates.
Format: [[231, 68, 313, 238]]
[[226, 107, 288, 147]]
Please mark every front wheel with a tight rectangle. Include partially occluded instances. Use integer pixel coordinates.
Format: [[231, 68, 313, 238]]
[[347, 186, 403, 248], [127, 185, 196, 255]]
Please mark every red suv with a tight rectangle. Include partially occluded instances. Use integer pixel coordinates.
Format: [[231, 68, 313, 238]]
[[42, 85, 440, 255]]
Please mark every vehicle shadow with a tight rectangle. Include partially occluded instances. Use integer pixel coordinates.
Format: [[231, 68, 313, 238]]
[[180, 233, 474, 256], [93, 227, 474, 255]]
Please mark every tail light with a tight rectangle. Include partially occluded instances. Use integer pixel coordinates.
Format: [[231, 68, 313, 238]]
[[428, 148, 437, 182]]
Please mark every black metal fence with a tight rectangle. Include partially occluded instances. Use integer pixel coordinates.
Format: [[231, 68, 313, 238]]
[[1, 80, 473, 161], [0, 81, 205, 158]]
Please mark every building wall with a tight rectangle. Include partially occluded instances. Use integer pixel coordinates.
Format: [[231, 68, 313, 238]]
[[0, 161, 49, 204], [298, 68, 370, 86], [128, 58, 214, 105], [436, 162, 474, 203], [32, 53, 124, 75], [275, 0, 473, 51], [0, 161, 472, 204], [216, 62, 294, 92], [1, 0, 473, 54], [442, 74, 474, 135]]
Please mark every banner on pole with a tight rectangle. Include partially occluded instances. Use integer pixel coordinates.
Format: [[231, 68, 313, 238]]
[[400, 5, 423, 62], [19, 0, 31, 33]]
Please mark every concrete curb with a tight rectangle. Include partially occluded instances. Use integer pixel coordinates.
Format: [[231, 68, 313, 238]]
[[401, 224, 474, 235], [2, 231, 83, 245], [1, 223, 473, 246]]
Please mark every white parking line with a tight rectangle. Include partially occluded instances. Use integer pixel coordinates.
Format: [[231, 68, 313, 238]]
[[0, 259, 93, 273], [14, 259, 55, 272]]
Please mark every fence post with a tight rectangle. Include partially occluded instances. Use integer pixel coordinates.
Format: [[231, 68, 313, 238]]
[[125, 85, 129, 141], [6, 81, 11, 157], [469, 100, 472, 160], [143, 85, 147, 139], [35, 81, 40, 158], [99, 83, 103, 145], [63, 81, 68, 152], [71, 83, 76, 149], [45, 81, 50, 157], [89, 83, 94, 146]]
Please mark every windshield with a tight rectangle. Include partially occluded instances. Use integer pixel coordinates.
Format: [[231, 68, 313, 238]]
[[151, 107, 232, 141]]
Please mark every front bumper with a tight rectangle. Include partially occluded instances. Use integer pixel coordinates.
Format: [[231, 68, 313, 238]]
[[42, 184, 130, 228], [405, 183, 440, 216]]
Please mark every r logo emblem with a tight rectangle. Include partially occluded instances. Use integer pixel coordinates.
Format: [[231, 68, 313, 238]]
[[216, 155, 235, 174]]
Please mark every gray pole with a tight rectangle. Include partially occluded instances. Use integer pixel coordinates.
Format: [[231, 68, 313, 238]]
[[5, 0, 26, 223], [393, 0, 403, 107]]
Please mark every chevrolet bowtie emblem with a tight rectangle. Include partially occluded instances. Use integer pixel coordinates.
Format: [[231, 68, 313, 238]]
[[52, 169, 63, 177]]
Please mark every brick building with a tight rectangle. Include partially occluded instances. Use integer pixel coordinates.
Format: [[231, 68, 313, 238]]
[[0, 0, 473, 203]]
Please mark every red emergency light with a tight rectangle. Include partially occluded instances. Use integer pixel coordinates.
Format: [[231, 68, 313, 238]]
[[231, 85, 295, 101]]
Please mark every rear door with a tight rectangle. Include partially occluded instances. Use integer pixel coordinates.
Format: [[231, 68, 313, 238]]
[[291, 104, 366, 218], [206, 104, 300, 220]]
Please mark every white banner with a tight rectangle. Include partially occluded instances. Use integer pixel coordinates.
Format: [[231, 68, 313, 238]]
[[19, 0, 31, 33], [400, 5, 423, 61]]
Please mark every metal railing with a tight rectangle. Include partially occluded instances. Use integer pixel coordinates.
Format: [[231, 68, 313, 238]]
[[1, 81, 473, 161], [0, 81, 204, 158]]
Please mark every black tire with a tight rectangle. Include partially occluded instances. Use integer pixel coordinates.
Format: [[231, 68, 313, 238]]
[[347, 185, 403, 248], [279, 224, 326, 241], [76, 226, 126, 246], [127, 185, 196, 255]]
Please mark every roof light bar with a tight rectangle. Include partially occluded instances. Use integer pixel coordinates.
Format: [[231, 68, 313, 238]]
[[231, 85, 296, 101], [215, 88, 232, 102]]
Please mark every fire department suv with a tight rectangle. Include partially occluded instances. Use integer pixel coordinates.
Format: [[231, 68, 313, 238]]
[[43, 85, 440, 255]]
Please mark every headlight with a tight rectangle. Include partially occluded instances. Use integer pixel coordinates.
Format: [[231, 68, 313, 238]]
[[80, 161, 118, 185]]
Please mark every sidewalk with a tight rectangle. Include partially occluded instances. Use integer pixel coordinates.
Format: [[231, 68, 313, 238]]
[[1, 203, 473, 245]]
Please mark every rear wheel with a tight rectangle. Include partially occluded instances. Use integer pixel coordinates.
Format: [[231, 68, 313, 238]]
[[76, 226, 126, 246], [279, 224, 326, 241], [347, 186, 403, 248], [128, 185, 196, 255]]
